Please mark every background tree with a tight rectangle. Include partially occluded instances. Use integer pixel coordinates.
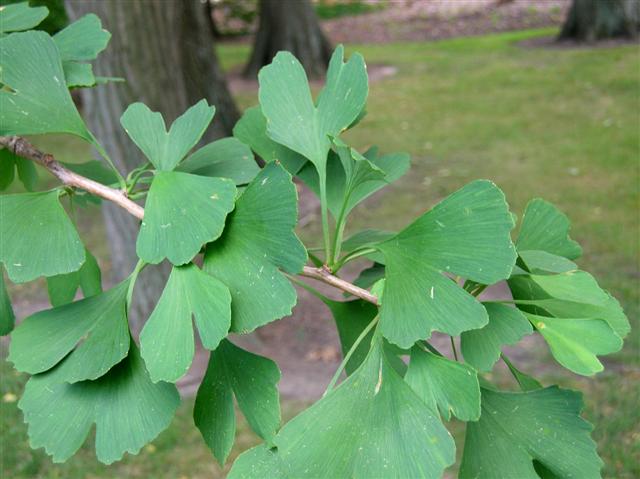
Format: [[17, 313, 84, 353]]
[[244, 0, 332, 78], [66, 0, 240, 330], [559, 0, 640, 41]]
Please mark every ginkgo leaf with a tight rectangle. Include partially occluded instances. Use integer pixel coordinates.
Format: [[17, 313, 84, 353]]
[[9, 280, 130, 382], [46, 248, 102, 307], [0, 273, 15, 335], [136, 171, 236, 265], [405, 346, 480, 421], [53, 14, 110, 62], [373, 180, 516, 348], [0, 2, 48, 34], [525, 313, 622, 376], [501, 355, 543, 392], [228, 444, 285, 479], [298, 141, 410, 219], [233, 106, 307, 175], [61, 159, 119, 185], [509, 272, 630, 340], [194, 340, 281, 465], [319, 298, 378, 375], [120, 100, 215, 171], [0, 191, 85, 283], [140, 263, 231, 383], [0, 148, 16, 190], [178, 137, 260, 185], [461, 303, 532, 372], [341, 229, 394, 254], [204, 163, 307, 333], [0, 31, 94, 143], [19, 343, 179, 465], [460, 387, 603, 478], [516, 198, 582, 260], [352, 263, 385, 291], [53, 13, 110, 88], [231, 337, 455, 478], [518, 250, 577, 274], [258, 45, 367, 179]]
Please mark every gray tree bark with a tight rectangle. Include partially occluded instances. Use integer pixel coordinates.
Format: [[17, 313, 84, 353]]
[[244, 0, 332, 79], [558, 0, 640, 41], [66, 0, 240, 331]]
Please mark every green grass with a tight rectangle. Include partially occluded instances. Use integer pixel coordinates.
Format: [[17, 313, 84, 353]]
[[3, 29, 639, 477]]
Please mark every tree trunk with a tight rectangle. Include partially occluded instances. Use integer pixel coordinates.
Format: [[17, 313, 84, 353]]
[[244, 0, 332, 79], [66, 0, 240, 331], [558, 0, 640, 42]]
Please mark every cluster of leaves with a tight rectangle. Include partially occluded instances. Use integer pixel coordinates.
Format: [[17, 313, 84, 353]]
[[0, 3, 630, 477]]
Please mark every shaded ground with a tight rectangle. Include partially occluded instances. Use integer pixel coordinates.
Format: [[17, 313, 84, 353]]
[[321, 0, 569, 44]]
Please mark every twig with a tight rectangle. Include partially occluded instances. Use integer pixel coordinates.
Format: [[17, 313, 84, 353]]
[[2, 135, 377, 304], [0, 136, 144, 220], [300, 265, 378, 305]]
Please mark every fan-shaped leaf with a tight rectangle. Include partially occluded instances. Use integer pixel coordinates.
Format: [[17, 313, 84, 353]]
[[46, 248, 102, 307], [258, 45, 367, 178], [9, 280, 130, 382], [136, 171, 236, 265], [299, 141, 410, 219], [0, 31, 93, 142], [19, 344, 179, 465], [405, 346, 480, 421], [516, 198, 582, 260], [461, 303, 532, 372], [194, 340, 281, 465], [460, 387, 602, 478], [178, 137, 259, 184], [233, 106, 307, 175], [232, 337, 455, 478], [0, 191, 85, 283], [374, 180, 516, 347], [203, 163, 306, 333], [0, 2, 48, 34], [526, 313, 621, 375], [140, 263, 231, 383], [120, 100, 215, 171]]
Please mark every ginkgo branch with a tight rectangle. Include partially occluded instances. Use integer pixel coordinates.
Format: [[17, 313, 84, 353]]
[[1, 135, 378, 306]]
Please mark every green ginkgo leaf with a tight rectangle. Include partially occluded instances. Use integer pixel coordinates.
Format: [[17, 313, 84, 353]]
[[461, 303, 532, 372], [194, 340, 281, 465], [525, 313, 621, 376], [46, 248, 102, 306], [178, 137, 260, 185], [0, 273, 15, 335], [405, 346, 480, 421], [0, 191, 85, 283], [233, 106, 307, 175], [136, 171, 236, 265], [120, 100, 215, 171], [204, 163, 307, 333], [140, 263, 231, 383], [9, 280, 130, 382], [53, 14, 111, 88], [19, 343, 179, 465], [258, 45, 367, 178], [319, 298, 378, 375], [460, 387, 602, 478], [518, 249, 577, 274], [373, 180, 516, 348], [509, 271, 629, 345], [233, 337, 455, 478], [299, 141, 410, 219], [228, 444, 285, 479], [0, 31, 93, 143], [0, 2, 48, 34], [516, 198, 582, 260]]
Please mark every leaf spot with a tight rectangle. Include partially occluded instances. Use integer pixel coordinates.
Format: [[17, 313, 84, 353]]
[[430, 286, 435, 299], [537, 321, 546, 330]]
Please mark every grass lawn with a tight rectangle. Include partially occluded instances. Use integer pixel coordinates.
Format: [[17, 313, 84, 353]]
[[2, 29, 638, 477]]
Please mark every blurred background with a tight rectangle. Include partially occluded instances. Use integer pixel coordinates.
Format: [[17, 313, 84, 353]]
[[1, 0, 639, 477]]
